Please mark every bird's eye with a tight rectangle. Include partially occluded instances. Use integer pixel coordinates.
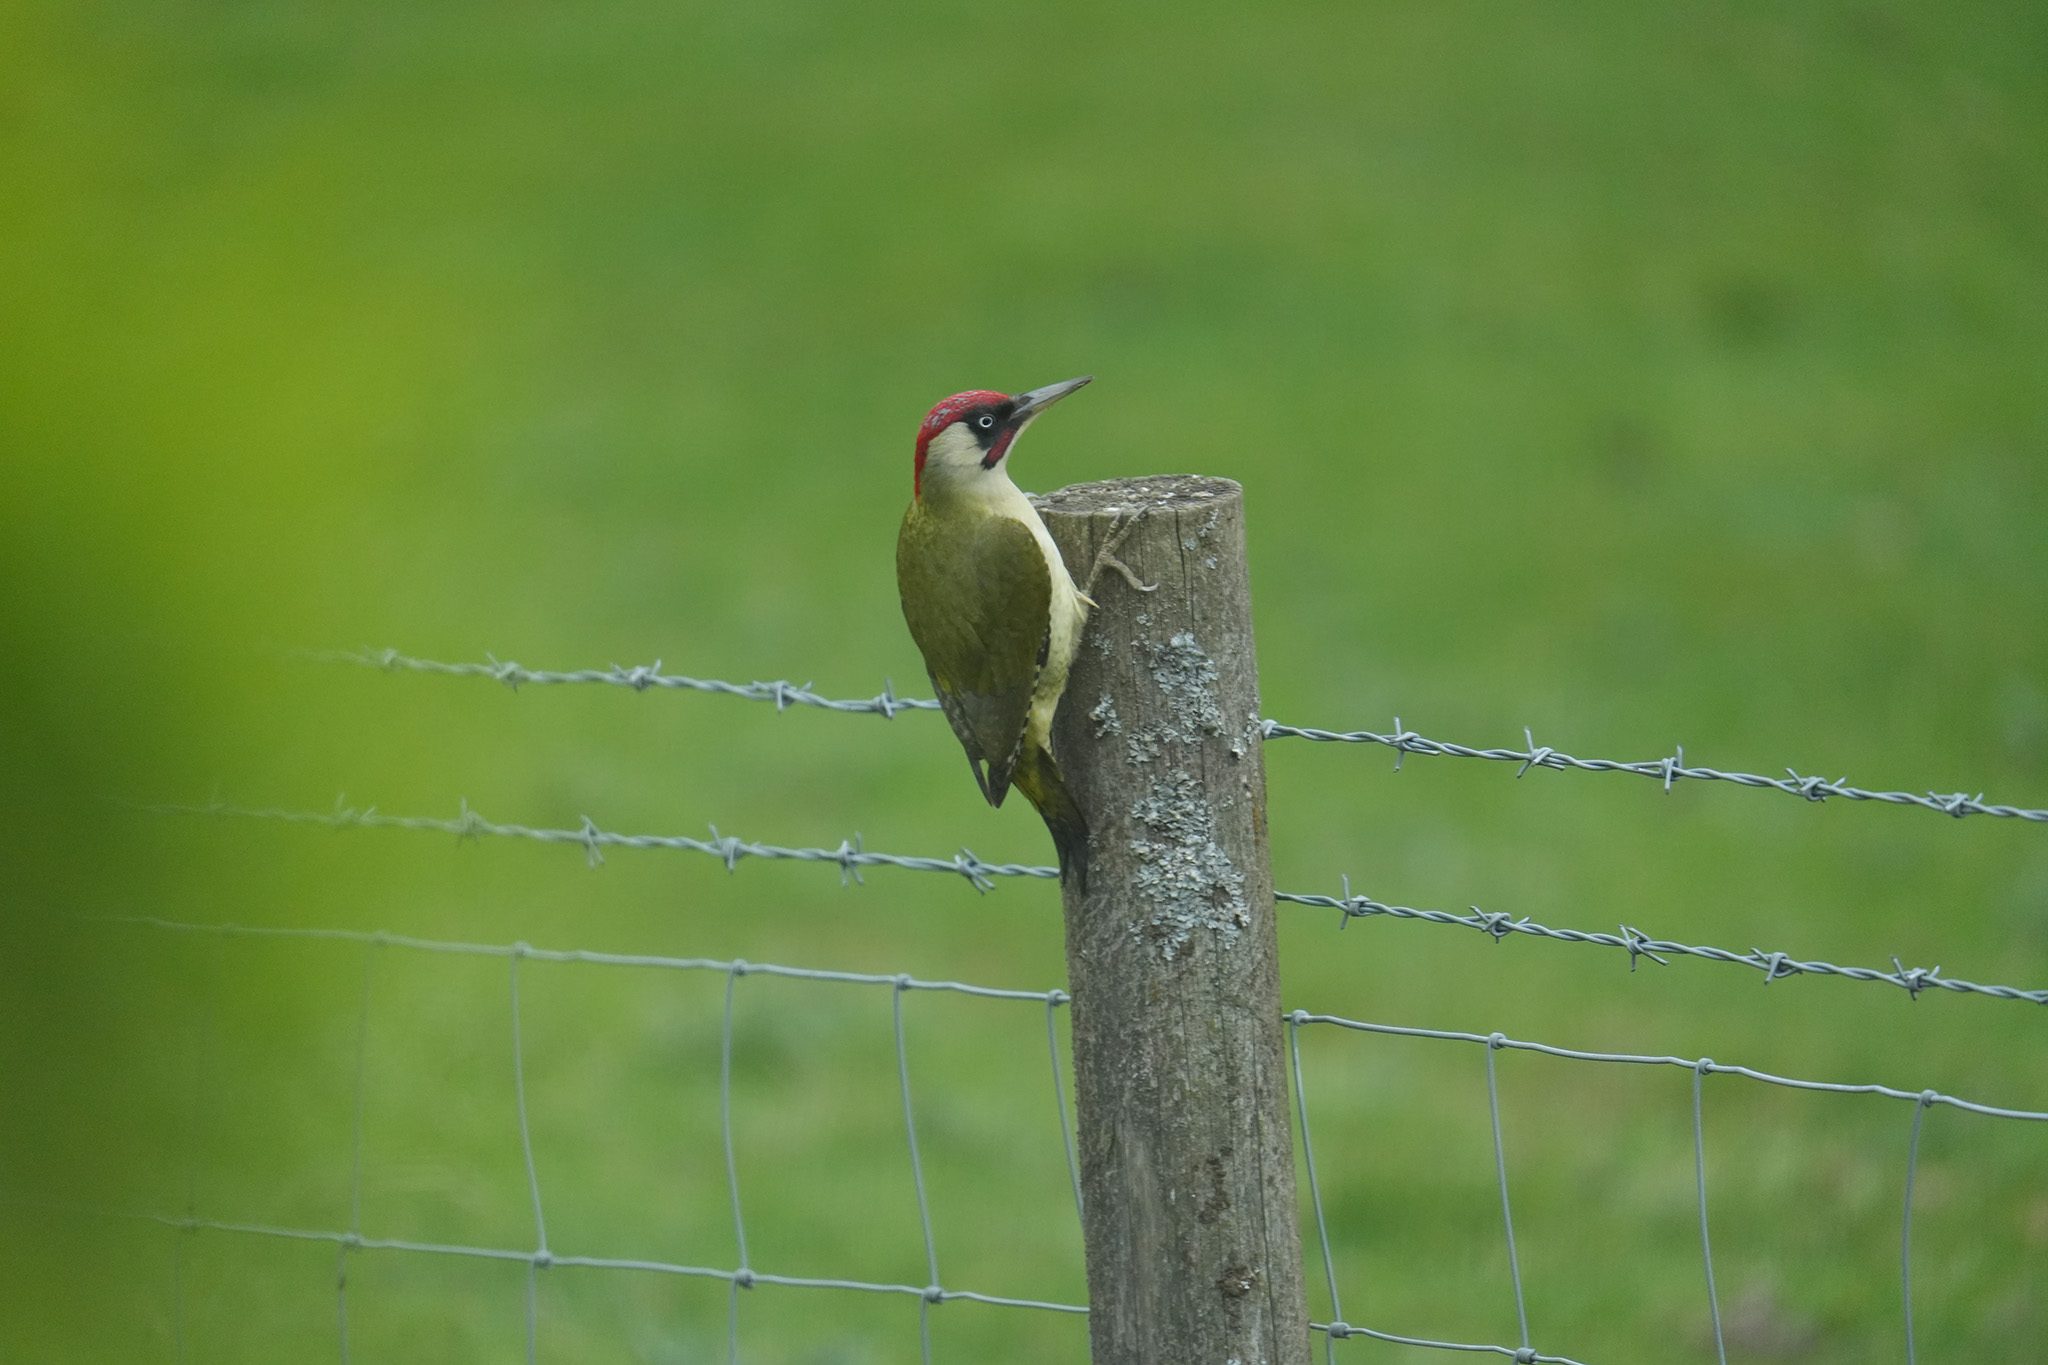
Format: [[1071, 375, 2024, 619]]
[[976, 414, 996, 430]]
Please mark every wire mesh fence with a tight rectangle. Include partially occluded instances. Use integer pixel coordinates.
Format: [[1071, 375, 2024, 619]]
[[1287, 1013, 2048, 1365], [34, 913, 2044, 1365], [51, 919, 1091, 1365]]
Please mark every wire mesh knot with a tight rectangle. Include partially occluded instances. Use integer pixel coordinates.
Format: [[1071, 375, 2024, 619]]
[[1324, 1321, 1356, 1340], [1693, 1057, 1715, 1077], [1512, 1349, 1539, 1364], [1487, 1031, 1509, 1050], [921, 1284, 945, 1304], [732, 1269, 755, 1290], [530, 1249, 553, 1269]]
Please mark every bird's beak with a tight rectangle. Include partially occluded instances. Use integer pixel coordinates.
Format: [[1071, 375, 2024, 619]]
[[1008, 375, 1093, 427], [980, 375, 1092, 470]]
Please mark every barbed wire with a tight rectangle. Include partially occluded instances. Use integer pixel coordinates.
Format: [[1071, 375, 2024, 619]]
[[143, 796, 1055, 893], [146, 798, 2048, 1010], [1278, 879, 2048, 1007], [302, 647, 943, 717], [1260, 719, 2048, 825], [311, 648, 2048, 825]]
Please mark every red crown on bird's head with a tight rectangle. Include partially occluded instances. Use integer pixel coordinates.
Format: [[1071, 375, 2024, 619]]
[[913, 389, 1008, 498]]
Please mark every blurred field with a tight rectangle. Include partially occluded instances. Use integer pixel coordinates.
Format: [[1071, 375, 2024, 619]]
[[3, 1, 2046, 1360]]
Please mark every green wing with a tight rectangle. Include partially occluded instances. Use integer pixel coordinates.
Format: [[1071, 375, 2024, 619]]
[[897, 510, 1052, 807]]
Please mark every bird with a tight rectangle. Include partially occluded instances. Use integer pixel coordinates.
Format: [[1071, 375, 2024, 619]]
[[896, 376, 1097, 889]]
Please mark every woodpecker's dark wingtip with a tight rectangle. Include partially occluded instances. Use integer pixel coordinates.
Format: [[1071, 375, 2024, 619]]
[[1015, 743, 1089, 895], [1045, 807, 1089, 894]]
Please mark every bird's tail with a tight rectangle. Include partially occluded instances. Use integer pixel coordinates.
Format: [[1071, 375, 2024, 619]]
[[1014, 743, 1090, 894]]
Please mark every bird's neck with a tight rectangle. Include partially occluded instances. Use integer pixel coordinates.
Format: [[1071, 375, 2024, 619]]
[[917, 464, 1037, 524]]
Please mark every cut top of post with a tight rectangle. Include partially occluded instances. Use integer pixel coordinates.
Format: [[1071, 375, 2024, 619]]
[[1032, 474, 1241, 519]]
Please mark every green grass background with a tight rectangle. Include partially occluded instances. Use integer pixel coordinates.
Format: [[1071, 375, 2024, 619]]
[[4, 2, 2046, 1360]]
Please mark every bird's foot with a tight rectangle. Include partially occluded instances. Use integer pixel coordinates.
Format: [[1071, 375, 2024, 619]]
[[1085, 511, 1158, 598], [1096, 552, 1155, 594]]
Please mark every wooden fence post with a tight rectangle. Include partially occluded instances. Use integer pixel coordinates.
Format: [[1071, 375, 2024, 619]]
[[1036, 475, 1310, 1365]]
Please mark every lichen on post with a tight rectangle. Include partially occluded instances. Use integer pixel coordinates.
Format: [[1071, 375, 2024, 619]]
[[1036, 475, 1310, 1365]]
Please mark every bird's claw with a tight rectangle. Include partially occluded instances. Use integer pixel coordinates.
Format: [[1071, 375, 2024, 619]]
[[1085, 511, 1158, 597], [1097, 551, 1156, 593]]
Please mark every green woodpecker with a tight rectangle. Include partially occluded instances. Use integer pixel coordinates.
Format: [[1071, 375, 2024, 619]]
[[897, 377, 1094, 887]]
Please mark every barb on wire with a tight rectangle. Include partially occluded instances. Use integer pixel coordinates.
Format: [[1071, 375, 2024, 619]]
[[311, 648, 2048, 826], [1279, 880, 2048, 1008], [144, 799, 2048, 1009]]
